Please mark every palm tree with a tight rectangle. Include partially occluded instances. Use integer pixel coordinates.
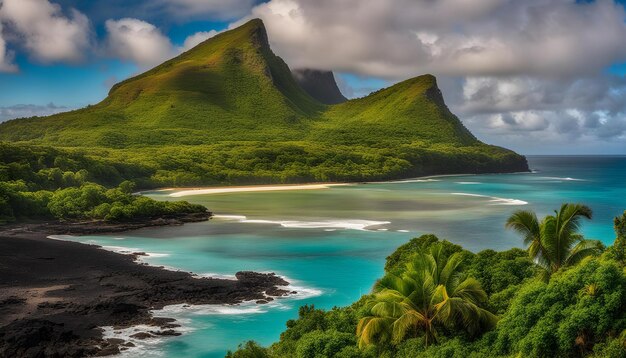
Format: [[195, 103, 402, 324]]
[[357, 244, 497, 348], [506, 203, 603, 276]]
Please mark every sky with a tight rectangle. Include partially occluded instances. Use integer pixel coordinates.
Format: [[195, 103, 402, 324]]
[[0, 0, 625, 155]]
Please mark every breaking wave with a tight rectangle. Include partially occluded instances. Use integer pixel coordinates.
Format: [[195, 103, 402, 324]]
[[451, 193, 528, 206], [540, 176, 586, 182], [212, 215, 390, 231]]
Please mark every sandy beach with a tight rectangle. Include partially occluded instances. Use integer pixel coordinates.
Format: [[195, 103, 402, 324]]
[[165, 183, 350, 197]]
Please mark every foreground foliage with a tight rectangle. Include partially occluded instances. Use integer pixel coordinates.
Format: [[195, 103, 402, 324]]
[[506, 203, 604, 276], [357, 244, 496, 347], [229, 211, 626, 357]]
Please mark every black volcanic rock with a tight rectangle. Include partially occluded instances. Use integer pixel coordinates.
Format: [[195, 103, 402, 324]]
[[292, 68, 348, 105], [0, 233, 294, 357]]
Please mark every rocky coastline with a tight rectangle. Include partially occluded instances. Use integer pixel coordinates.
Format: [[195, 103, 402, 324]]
[[0, 218, 294, 357]]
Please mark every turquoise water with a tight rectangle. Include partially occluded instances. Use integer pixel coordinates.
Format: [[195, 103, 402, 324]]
[[62, 156, 626, 357]]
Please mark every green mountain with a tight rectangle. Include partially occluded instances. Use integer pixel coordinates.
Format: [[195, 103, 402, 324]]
[[0, 19, 527, 186]]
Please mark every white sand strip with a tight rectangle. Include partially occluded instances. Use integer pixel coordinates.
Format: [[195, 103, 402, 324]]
[[168, 183, 348, 197]]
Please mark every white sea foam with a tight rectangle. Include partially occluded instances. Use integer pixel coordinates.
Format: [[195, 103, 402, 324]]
[[101, 245, 144, 254], [97, 245, 176, 268], [89, 243, 321, 303], [455, 181, 481, 185], [100, 322, 194, 358], [212, 215, 390, 231], [47, 236, 159, 261], [46, 234, 76, 241], [159, 302, 271, 316], [154, 275, 322, 316], [113, 237, 126, 240], [385, 178, 440, 183], [96, 269, 323, 356], [191, 270, 323, 303], [288, 285, 324, 300], [267, 219, 390, 231], [100, 248, 170, 260], [97, 285, 321, 357], [451, 192, 528, 206], [274, 274, 324, 300], [397, 230, 410, 233], [540, 176, 586, 182], [146, 253, 170, 258]]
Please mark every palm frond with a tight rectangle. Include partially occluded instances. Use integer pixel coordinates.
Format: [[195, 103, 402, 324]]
[[558, 204, 592, 235], [361, 242, 496, 348], [357, 316, 394, 348], [391, 310, 426, 344], [505, 210, 541, 246], [453, 277, 488, 305], [440, 252, 462, 288], [565, 240, 603, 266]]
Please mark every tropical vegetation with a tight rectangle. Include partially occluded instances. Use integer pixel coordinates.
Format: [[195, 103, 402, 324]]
[[357, 244, 497, 348], [0, 142, 206, 224], [505, 203, 604, 277], [228, 208, 626, 358]]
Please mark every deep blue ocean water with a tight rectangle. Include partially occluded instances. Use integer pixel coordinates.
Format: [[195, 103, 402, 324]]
[[60, 156, 626, 357]]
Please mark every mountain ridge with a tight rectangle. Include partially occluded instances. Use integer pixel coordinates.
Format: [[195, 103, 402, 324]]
[[0, 18, 528, 186]]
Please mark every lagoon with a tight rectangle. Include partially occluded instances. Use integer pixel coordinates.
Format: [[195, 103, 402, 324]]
[[61, 156, 626, 357]]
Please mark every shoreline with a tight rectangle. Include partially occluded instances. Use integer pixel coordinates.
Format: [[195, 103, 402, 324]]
[[157, 170, 535, 198], [161, 183, 351, 197], [0, 211, 211, 237], [0, 228, 295, 357]]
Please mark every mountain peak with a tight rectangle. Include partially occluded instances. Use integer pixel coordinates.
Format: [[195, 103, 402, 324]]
[[239, 18, 269, 49], [102, 16, 321, 116]]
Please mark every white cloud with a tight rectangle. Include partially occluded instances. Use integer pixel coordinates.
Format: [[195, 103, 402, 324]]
[[0, 0, 91, 63], [181, 30, 218, 52], [105, 18, 222, 67], [249, 0, 626, 79], [448, 76, 626, 150], [458, 76, 626, 116], [0, 22, 17, 73], [105, 18, 173, 67], [486, 112, 550, 132]]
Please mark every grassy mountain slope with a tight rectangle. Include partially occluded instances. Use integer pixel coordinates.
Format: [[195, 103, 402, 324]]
[[0, 19, 527, 186], [0, 19, 322, 147], [314, 75, 476, 147]]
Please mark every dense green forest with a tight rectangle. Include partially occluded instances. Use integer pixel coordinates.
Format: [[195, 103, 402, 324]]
[[0, 142, 206, 224], [0, 20, 528, 185], [228, 207, 626, 358]]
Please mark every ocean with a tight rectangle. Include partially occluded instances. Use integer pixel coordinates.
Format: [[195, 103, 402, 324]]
[[59, 156, 626, 357]]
